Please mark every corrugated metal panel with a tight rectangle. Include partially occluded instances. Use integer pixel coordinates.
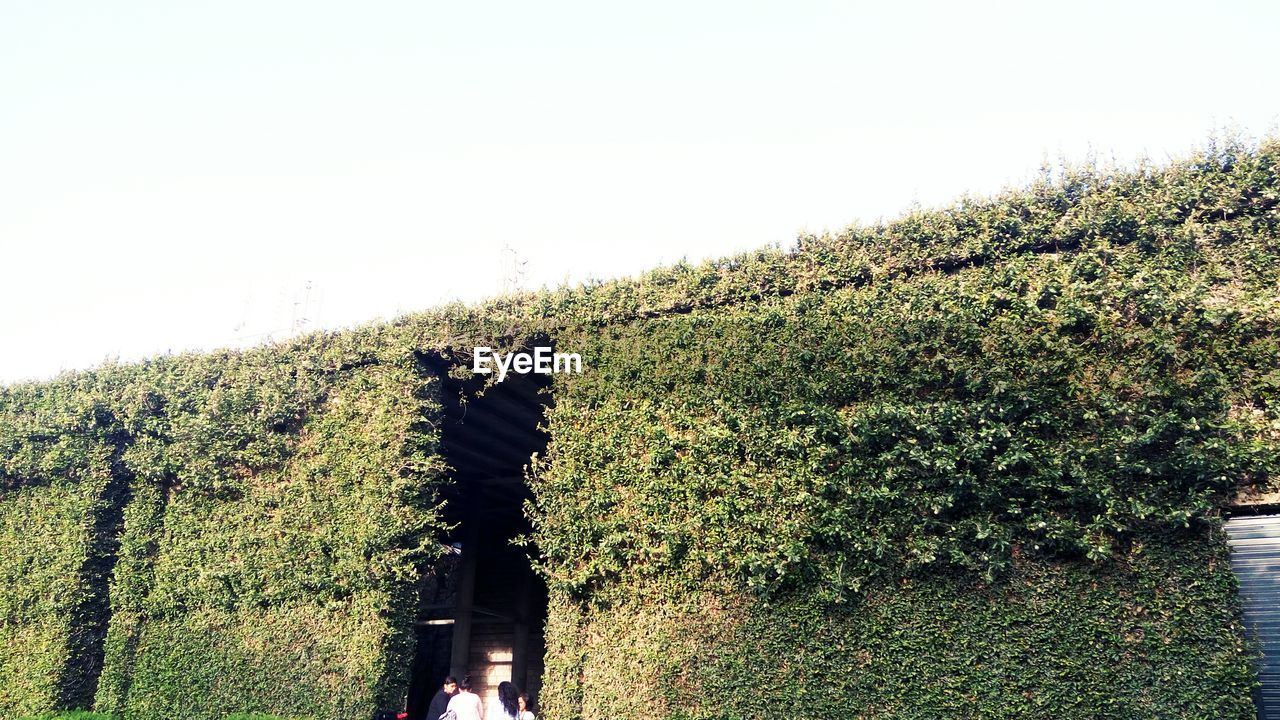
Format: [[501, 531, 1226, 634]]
[[1227, 514, 1280, 720]]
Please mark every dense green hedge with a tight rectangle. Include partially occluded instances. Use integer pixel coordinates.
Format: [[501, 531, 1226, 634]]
[[551, 532, 1253, 719], [536, 246, 1278, 603], [96, 338, 445, 719], [0, 375, 127, 716], [1, 334, 448, 720], [16, 709, 296, 720], [1, 137, 1276, 719], [528, 139, 1280, 718]]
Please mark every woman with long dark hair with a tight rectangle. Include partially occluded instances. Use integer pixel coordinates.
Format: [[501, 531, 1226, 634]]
[[485, 681, 520, 720]]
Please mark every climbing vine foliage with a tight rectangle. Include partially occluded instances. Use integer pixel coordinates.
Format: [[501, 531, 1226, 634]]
[[529, 138, 1279, 718], [0, 137, 1277, 719]]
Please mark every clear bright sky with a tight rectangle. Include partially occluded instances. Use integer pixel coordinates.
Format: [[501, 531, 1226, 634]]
[[2, 0, 1277, 384]]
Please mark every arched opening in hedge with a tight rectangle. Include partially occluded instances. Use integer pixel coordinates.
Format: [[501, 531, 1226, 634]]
[[406, 356, 551, 719]]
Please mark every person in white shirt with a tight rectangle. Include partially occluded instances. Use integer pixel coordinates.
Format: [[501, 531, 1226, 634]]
[[445, 677, 483, 720], [517, 691, 536, 720], [486, 681, 520, 720]]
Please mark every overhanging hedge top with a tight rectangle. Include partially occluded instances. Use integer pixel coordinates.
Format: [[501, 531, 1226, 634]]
[[1, 137, 1275, 397], [386, 136, 1278, 351]]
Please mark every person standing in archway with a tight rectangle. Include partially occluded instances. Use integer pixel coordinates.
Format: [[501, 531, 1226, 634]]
[[486, 681, 520, 720], [427, 676, 458, 720], [517, 691, 535, 720], [445, 676, 483, 720]]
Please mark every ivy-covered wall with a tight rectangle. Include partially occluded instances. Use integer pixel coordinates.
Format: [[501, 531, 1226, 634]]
[[96, 340, 445, 719], [0, 138, 1276, 719], [527, 140, 1280, 718], [0, 376, 127, 716], [544, 533, 1253, 719], [1, 334, 448, 720]]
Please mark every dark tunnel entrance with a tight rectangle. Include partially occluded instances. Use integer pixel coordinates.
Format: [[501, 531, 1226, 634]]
[[406, 357, 552, 719]]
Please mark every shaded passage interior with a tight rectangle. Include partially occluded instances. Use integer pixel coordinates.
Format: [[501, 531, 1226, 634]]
[[407, 361, 551, 719]]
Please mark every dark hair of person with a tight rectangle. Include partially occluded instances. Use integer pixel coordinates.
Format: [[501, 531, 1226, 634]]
[[519, 692, 534, 711], [444, 675, 458, 686], [497, 681, 520, 716], [459, 676, 473, 691]]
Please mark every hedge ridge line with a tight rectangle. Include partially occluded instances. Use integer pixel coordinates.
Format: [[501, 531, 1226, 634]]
[[392, 136, 1277, 349]]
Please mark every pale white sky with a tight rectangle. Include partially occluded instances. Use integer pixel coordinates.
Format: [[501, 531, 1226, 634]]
[[2, 0, 1277, 384]]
